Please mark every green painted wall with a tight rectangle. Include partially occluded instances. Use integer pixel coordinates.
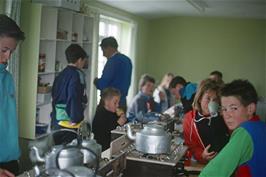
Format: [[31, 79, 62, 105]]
[[265, 20, 266, 96], [146, 16, 266, 96], [0, 1, 4, 13], [19, 1, 41, 139]]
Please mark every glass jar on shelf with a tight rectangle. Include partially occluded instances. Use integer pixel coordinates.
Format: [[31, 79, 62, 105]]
[[38, 53, 46, 72]]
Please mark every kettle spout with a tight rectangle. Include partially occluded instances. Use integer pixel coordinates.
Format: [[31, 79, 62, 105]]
[[31, 146, 45, 163], [126, 124, 136, 140]]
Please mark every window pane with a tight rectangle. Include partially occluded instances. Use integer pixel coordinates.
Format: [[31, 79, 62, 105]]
[[97, 15, 134, 104], [99, 22, 105, 36], [108, 24, 118, 37]]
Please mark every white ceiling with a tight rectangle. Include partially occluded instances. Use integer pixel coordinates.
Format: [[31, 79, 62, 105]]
[[97, 0, 266, 19]]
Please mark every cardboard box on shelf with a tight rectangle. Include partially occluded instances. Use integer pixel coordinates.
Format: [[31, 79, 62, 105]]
[[37, 86, 52, 93]]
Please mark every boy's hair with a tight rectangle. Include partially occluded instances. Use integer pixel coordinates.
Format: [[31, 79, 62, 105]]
[[165, 72, 174, 78], [210, 70, 223, 79], [100, 87, 121, 106], [0, 14, 25, 41], [169, 76, 186, 89], [138, 74, 155, 90], [65, 44, 88, 63], [221, 79, 258, 106], [193, 79, 222, 112]]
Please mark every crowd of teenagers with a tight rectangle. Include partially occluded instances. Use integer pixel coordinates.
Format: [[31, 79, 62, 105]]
[[1, 13, 265, 177]]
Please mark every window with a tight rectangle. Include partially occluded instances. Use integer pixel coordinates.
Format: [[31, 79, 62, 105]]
[[96, 15, 136, 104]]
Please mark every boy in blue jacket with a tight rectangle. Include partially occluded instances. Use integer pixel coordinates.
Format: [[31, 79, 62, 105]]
[[51, 44, 88, 144]]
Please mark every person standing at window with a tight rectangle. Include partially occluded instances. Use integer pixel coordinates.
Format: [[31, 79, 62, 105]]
[[0, 14, 25, 176], [94, 37, 132, 112]]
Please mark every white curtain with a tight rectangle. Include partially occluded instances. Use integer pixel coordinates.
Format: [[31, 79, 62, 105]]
[[4, 0, 22, 103]]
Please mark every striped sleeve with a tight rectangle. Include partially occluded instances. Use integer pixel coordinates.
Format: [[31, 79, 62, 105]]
[[199, 127, 253, 177]]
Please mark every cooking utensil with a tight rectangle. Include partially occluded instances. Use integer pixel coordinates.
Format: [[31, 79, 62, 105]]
[[126, 124, 171, 154]]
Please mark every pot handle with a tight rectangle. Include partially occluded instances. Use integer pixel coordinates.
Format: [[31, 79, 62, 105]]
[[55, 145, 99, 177], [79, 146, 99, 177], [126, 124, 136, 140]]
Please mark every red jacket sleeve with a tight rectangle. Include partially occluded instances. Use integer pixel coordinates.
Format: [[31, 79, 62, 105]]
[[183, 110, 207, 164]]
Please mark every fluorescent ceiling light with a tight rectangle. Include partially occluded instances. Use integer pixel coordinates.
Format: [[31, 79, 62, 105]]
[[186, 0, 208, 13]]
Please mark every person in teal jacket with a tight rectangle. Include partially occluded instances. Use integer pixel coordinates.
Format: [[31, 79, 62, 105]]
[[169, 76, 197, 114], [0, 14, 25, 176]]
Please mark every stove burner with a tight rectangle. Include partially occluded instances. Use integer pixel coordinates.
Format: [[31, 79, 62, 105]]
[[125, 139, 187, 167], [141, 153, 165, 161]]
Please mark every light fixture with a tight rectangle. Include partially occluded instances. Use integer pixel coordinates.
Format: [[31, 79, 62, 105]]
[[186, 0, 208, 13]]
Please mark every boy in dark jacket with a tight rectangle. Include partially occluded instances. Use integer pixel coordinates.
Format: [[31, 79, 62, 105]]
[[92, 87, 127, 151]]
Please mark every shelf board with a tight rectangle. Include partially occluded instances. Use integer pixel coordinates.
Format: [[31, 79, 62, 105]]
[[36, 101, 51, 107], [83, 41, 92, 44], [40, 38, 56, 41], [38, 71, 59, 75], [71, 41, 82, 44], [56, 39, 71, 42]]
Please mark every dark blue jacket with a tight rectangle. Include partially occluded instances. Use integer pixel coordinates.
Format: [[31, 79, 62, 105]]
[[51, 66, 87, 128], [95, 53, 132, 106]]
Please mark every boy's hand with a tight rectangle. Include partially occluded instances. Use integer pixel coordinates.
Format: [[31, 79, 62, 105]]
[[117, 114, 127, 126], [202, 144, 217, 161], [0, 168, 15, 177]]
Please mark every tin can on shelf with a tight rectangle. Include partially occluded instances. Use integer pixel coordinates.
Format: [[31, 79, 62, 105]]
[[38, 53, 46, 72]]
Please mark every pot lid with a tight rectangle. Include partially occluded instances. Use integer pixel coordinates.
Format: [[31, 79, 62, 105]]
[[59, 147, 82, 157]]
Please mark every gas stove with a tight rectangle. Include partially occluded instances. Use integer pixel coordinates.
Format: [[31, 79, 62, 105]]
[[121, 136, 187, 177], [111, 117, 176, 141], [109, 123, 187, 177], [125, 137, 187, 166]]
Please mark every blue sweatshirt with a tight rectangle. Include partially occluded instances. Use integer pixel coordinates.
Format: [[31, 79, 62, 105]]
[[127, 91, 161, 122], [0, 64, 20, 162], [95, 53, 132, 106], [51, 66, 87, 128]]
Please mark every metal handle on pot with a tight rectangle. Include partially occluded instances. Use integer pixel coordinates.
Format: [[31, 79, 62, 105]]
[[34, 165, 75, 177], [55, 145, 99, 177], [79, 146, 99, 177]]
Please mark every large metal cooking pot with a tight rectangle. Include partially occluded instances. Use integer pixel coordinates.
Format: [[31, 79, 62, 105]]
[[126, 123, 171, 154]]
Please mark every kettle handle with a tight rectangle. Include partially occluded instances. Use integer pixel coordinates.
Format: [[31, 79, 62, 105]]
[[79, 146, 99, 177], [55, 145, 99, 177], [34, 165, 75, 177]]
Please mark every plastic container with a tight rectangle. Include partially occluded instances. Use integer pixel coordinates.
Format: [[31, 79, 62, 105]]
[[36, 123, 49, 135]]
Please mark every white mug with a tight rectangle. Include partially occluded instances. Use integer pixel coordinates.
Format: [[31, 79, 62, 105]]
[[208, 101, 219, 117]]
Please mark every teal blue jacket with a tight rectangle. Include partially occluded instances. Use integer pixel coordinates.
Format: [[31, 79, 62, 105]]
[[0, 64, 20, 162]]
